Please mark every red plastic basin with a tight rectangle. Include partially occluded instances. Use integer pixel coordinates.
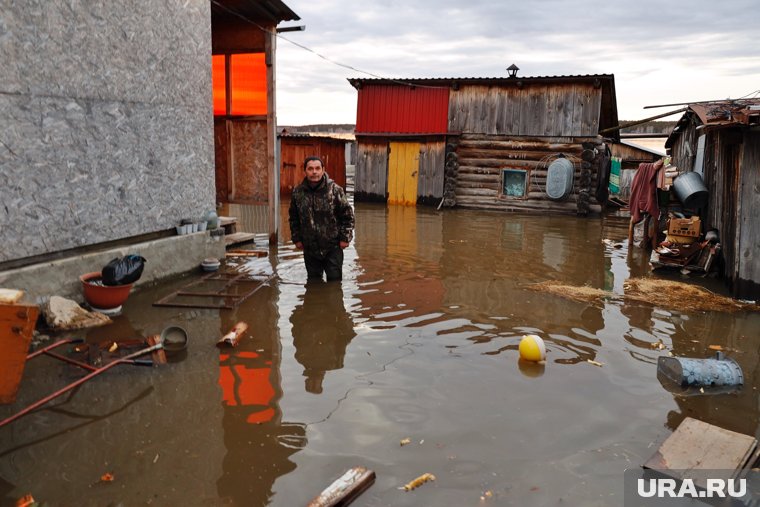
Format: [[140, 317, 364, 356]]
[[80, 272, 132, 309]]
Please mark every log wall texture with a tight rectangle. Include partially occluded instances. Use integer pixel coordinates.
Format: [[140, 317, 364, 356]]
[[453, 134, 604, 214]]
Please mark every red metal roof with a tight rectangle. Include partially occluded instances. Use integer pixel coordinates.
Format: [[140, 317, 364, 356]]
[[355, 84, 449, 134]]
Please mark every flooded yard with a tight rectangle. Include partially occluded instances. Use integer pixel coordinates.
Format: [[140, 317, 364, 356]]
[[2, 203, 759, 506]]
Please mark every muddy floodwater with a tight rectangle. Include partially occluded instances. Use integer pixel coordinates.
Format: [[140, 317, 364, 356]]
[[2, 203, 759, 506]]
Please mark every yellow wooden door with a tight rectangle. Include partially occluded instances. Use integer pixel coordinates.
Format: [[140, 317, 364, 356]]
[[387, 142, 419, 206]]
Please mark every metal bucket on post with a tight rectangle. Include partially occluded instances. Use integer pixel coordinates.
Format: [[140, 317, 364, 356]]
[[657, 352, 743, 390], [672, 172, 709, 209]]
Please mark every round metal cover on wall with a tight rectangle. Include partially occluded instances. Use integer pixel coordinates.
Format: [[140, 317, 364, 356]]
[[546, 158, 574, 200]]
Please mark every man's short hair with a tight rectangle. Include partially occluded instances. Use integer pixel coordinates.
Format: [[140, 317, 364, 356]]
[[303, 156, 324, 170]]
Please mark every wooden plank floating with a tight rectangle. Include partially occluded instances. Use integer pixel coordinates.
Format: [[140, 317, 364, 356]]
[[307, 466, 375, 507], [226, 249, 268, 258], [216, 322, 248, 348], [644, 417, 757, 490]]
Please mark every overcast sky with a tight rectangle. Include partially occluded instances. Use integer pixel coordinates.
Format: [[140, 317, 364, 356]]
[[273, 0, 760, 126]]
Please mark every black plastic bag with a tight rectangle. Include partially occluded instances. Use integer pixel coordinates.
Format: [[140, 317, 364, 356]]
[[101, 255, 147, 286]]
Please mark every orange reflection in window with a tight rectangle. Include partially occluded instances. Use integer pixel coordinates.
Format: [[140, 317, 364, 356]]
[[212, 55, 226, 116], [230, 53, 267, 116]]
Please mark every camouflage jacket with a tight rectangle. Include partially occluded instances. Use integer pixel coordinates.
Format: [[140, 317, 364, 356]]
[[289, 174, 354, 258]]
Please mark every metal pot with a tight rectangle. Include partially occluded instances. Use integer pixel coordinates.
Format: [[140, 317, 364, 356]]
[[672, 171, 708, 209]]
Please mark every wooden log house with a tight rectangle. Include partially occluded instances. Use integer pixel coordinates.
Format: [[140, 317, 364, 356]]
[[349, 71, 620, 215], [666, 99, 760, 299]]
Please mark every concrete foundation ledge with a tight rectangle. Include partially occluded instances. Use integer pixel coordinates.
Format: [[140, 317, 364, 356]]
[[0, 232, 226, 304]]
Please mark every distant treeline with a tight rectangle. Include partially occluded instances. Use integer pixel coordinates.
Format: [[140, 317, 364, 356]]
[[279, 124, 355, 134], [619, 120, 676, 134]]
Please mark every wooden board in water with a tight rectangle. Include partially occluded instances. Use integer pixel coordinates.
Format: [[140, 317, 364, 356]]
[[644, 417, 757, 489]]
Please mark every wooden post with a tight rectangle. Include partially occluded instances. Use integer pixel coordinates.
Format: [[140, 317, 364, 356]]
[[266, 25, 279, 245]]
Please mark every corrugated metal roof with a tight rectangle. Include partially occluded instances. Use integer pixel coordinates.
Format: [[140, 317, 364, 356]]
[[278, 132, 355, 142], [690, 99, 760, 127], [665, 99, 760, 148], [348, 74, 615, 88]]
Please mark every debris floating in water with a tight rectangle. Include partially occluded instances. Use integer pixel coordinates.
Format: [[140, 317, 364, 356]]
[[528, 278, 757, 313], [527, 281, 612, 303], [400, 437, 411, 446], [401, 473, 436, 491], [624, 278, 755, 313]]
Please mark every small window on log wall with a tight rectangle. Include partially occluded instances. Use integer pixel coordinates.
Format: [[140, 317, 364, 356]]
[[212, 53, 267, 116], [501, 169, 527, 197]]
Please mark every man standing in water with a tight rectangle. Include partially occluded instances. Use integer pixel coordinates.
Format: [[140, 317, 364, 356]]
[[289, 156, 354, 281]]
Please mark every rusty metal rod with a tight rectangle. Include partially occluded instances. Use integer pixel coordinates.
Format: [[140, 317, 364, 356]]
[[0, 343, 163, 428], [26, 338, 81, 360], [43, 351, 98, 372]]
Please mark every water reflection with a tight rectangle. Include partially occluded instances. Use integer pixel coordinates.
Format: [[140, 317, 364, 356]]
[[217, 283, 307, 505], [291, 282, 356, 394]]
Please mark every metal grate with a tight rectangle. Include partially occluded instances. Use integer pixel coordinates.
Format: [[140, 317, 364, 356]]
[[153, 271, 275, 309]]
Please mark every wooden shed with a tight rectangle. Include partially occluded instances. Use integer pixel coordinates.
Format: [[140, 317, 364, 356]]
[[665, 99, 760, 299], [278, 132, 351, 196], [348, 82, 449, 206], [211, 1, 298, 217], [349, 71, 619, 215]]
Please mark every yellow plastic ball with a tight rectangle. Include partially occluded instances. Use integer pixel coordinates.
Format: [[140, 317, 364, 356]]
[[519, 334, 546, 362]]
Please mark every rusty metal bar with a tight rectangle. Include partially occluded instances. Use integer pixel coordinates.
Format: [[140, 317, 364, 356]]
[[152, 273, 275, 309], [43, 351, 98, 372], [0, 343, 163, 428], [154, 301, 236, 309], [26, 338, 81, 360], [175, 291, 238, 297]]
